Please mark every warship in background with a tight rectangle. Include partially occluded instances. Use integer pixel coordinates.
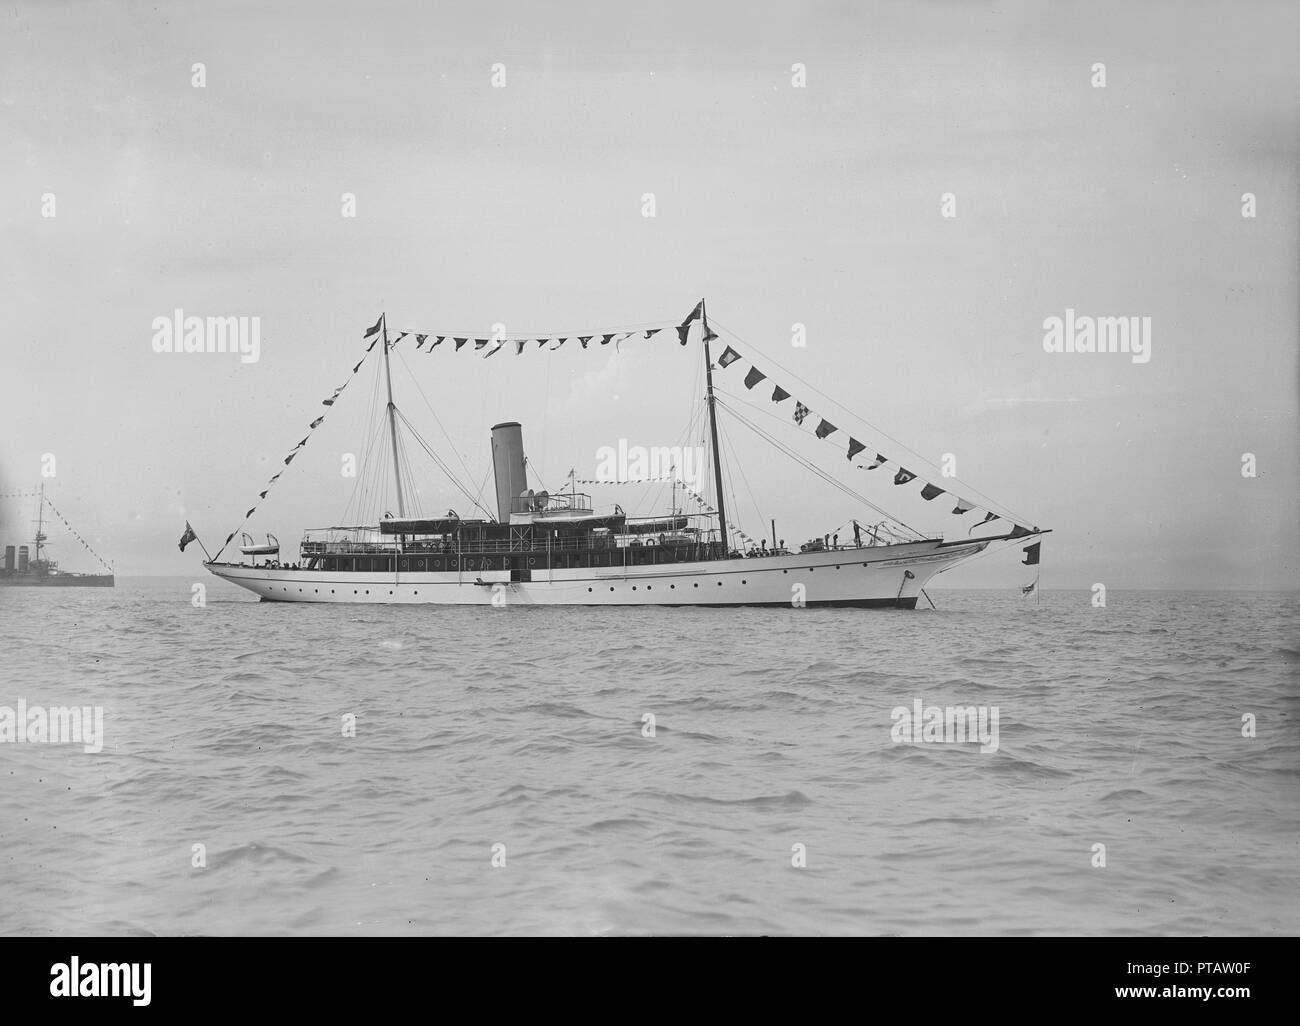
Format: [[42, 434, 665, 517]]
[[0, 484, 114, 588]]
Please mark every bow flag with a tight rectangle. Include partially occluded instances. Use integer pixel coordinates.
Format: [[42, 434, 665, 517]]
[[178, 522, 198, 552], [1022, 541, 1041, 565]]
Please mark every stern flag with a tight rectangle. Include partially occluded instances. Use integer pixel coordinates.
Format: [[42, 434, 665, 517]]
[[1022, 541, 1041, 565], [178, 522, 198, 552]]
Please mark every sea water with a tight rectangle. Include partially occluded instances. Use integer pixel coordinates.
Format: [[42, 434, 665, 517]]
[[1, 580, 1295, 935]]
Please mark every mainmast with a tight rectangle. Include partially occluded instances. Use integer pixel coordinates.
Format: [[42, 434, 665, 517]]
[[381, 313, 407, 517], [700, 299, 729, 552]]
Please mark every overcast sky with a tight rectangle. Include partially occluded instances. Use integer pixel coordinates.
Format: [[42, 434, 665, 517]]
[[1, 0, 1296, 589]]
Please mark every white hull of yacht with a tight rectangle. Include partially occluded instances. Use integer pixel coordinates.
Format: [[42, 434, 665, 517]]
[[205, 538, 990, 607]]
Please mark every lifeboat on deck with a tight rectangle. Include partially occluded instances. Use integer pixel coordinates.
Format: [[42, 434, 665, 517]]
[[239, 532, 280, 557]]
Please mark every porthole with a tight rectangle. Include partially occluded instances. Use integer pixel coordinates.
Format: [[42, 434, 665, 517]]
[[742, 580, 747, 585], [717, 581, 722, 586], [670, 584, 675, 589], [609, 586, 614, 592], [694, 583, 699, 588], [835, 565, 840, 570], [588, 587, 593, 592]]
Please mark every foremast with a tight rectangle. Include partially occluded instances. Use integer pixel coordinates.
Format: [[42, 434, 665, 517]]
[[699, 299, 729, 553]]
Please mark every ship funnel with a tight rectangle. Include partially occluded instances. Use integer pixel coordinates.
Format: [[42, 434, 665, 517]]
[[491, 422, 528, 522], [3, 545, 13, 572], [18, 545, 29, 572]]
